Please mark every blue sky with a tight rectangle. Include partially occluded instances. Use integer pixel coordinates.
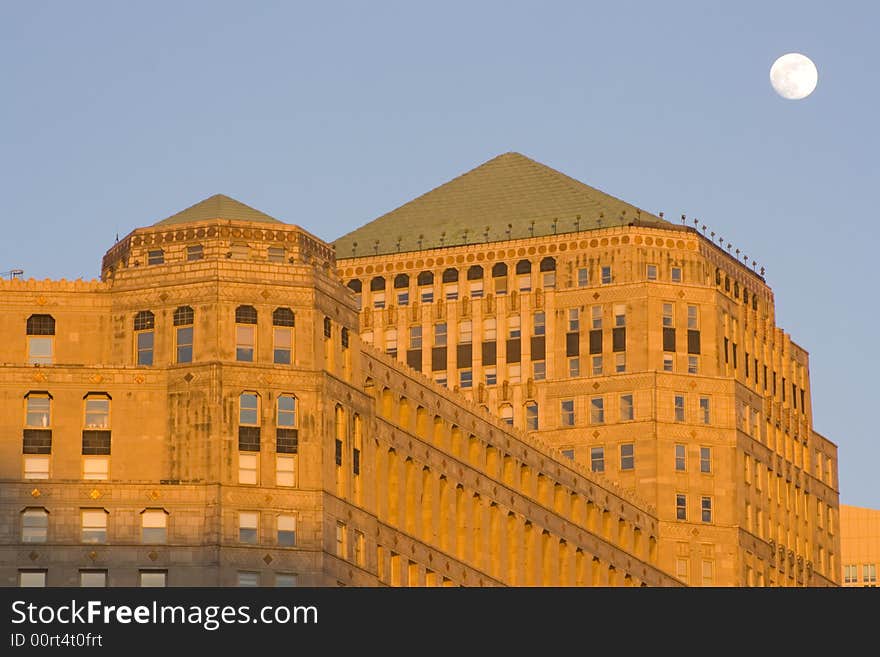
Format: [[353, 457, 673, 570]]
[[1, 1, 877, 508]]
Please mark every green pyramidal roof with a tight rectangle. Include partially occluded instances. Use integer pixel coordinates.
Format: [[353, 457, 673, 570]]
[[153, 194, 284, 226], [333, 152, 668, 258]]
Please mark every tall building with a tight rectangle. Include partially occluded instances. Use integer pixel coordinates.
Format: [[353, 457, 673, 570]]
[[840, 505, 880, 586], [334, 152, 840, 586], [0, 152, 840, 587]]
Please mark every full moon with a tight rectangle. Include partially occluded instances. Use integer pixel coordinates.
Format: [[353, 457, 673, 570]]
[[770, 53, 818, 100]]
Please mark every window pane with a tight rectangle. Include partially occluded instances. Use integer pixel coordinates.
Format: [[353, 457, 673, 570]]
[[28, 337, 53, 364], [137, 331, 154, 365], [139, 571, 166, 587], [22, 509, 48, 543], [20, 571, 46, 587], [85, 398, 110, 428], [236, 326, 255, 361], [80, 571, 107, 587], [26, 397, 51, 427], [239, 394, 259, 424], [176, 326, 193, 363]]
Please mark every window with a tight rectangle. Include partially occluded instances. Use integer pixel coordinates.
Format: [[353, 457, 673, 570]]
[[663, 354, 674, 372], [458, 320, 472, 344], [409, 326, 422, 349], [83, 457, 109, 481], [385, 329, 398, 357], [620, 394, 634, 421], [613, 304, 625, 328], [590, 397, 604, 424], [675, 559, 689, 584], [267, 246, 286, 263], [81, 509, 108, 543], [80, 570, 107, 587], [615, 353, 626, 373], [561, 400, 575, 426], [688, 356, 699, 374], [24, 456, 49, 480], [620, 443, 634, 470], [676, 494, 687, 520], [435, 373, 447, 387], [508, 315, 521, 339], [134, 311, 155, 365], [237, 572, 259, 587], [277, 515, 296, 547], [142, 509, 168, 543], [508, 363, 521, 383], [492, 262, 508, 295], [485, 367, 497, 386], [467, 265, 484, 298], [443, 268, 459, 300], [500, 405, 514, 426], [590, 446, 605, 472], [863, 564, 877, 584], [568, 308, 580, 332], [277, 394, 296, 428], [516, 260, 532, 291], [674, 395, 685, 422], [336, 521, 348, 559], [662, 303, 674, 328], [699, 397, 710, 424], [238, 453, 257, 484], [230, 242, 249, 259], [533, 312, 546, 336], [671, 267, 682, 283], [844, 564, 858, 584], [591, 355, 603, 376], [239, 512, 258, 544], [26, 314, 55, 365], [238, 392, 260, 454], [394, 274, 410, 306], [354, 531, 366, 566], [647, 264, 657, 280], [26, 393, 51, 429], [19, 570, 47, 587], [568, 357, 580, 377], [675, 444, 686, 471], [591, 305, 602, 330], [186, 244, 203, 261], [419, 275, 434, 303], [139, 571, 167, 587], [701, 560, 714, 586], [600, 266, 612, 284], [277, 455, 296, 487], [147, 249, 164, 265], [170, 306, 195, 363], [561, 448, 575, 460], [525, 402, 539, 431], [434, 323, 447, 347], [687, 305, 699, 329], [275, 573, 298, 587], [540, 257, 556, 289], [272, 307, 294, 364], [83, 393, 110, 429], [82, 393, 111, 478], [700, 447, 712, 473], [22, 508, 48, 543], [459, 369, 473, 388], [235, 306, 257, 362], [533, 360, 546, 380], [577, 268, 588, 287], [701, 497, 713, 523]]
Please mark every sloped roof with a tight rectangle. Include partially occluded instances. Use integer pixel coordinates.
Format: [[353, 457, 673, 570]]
[[333, 152, 667, 258], [153, 194, 284, 226]]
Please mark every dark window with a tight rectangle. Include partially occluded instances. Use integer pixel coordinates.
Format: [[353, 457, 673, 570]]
[[273, 308, 295, 327], [335, 439, 343, 466], [743, 289, 749, 305], [724, 276, 730, 292], [353, 448, 360, 475], [134, 311, 155, 331], [734, 282, 740, 299], [566, 332, 580, 357], [539, 257, 556, 271], [456, 344, 472, 368], [431, 347, 447, 371], [238, 426, 261, 452], [687, 330, 701, 354], [341, 328, 349, 349], [506, 338, 521, 363], [492, 262, 508, 277], [370, 276, 386, 291], [531, 336, 546, 361], [515, 260, 531, 274], [612, 327, 626, 352], [23, 429, 52, 454], [276, 428, 298, 454], [394, 274, 409, 289], [663, 327, 676, 352], [417, 271, 433, 286], [323, 317, 331, 338], [724, 337, 729, 364], [589, 330, 602, 355], [406, 349, 422, 370], [82, 431, 111, 455], [173, 306, 194, 326], [27, 315, 56, 335], [752, 296, 758, 311], [763, 365, 768, 390], [715, 269, 721, 285], [467, 265, 483, 280], [347, 279, 362, 293], [745, 353, 750, 377], [732, 343, 738, 369], [800, 388, 805, 410], [147, 249, 164, 265], [442, 268, 458, 283], [482, 342, 496, 366], [235, 306, 257, 324]]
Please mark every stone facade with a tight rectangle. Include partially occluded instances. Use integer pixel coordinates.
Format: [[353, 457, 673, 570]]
[[840, 505, 880, 587]]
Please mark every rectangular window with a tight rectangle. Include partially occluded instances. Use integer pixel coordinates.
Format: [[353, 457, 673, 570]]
[[82, 457, 109, 481], [409, 326, 422, 349], [517, 272, 531, 292], [676, 494, 687, 520], [663, 353, 674, 372], [136, 330, 154, 366], [591, 355, 603, 376], [335, 439, 343, 466], [238, 453, 258, 484], [647, 264, 658, 280], [508, 315, 521, 339], [147, 249, 164, 265], [459, 369, 473, 388], [385, 329, 398, 357], [674, 395, 685, 422], [22, 509, 48, 543], [268, 246, 285, 262], [397, 291, 409, 306], [28, 336, 54, 365], [615, 353, 626, 373], [421, 289, 433, 304], [141, 510, 168, 543], [469, 280, 484, 298], [590, 397, 605, 424], [237, 572, 259, 587], [561, 448, 574, 460], [277, 515, 296, 547], [561, 400, 575, 426], [79, 570, 107, 587], [687, 305, 699, 329], [675, 559, 689, 584], [236, 325, 255, 362], [485, 367, 497, 386], [23, 456, 49, 479], [176, 325, 194, 363], [701, 497, 713, 523], [620, 394, 634, 421], [434, 323, 447, 347], [186, 245, 204, 261], [373, 291, 385, 309], [276, 573, 298, 587], [844, 564, 857, 584], [566, 332, 579, 357], [26, 395, 51, 429], [568, 308, 580, 332], [533, 360, 546, 381], [435, 373, 447, 387], [601, 266, 612, 284], [591, 305, 602, 330], [238, 512, 258, 544], [533, 312, 546, 336], [701, 560, 714, 586], [864, 564, 877, 584], [700, 447, 712, 473], [483, 318, 497, 341], [445, 282, 458, 300], [589, 330, 602, 355], [542, 270, 556, 289], [273, 327, 292, 364], [19, 570, 47, 587], [577, 268, 589, 287], [276, 455, 296, 486], [671, 267, 682, 283], [336, 521, 348, 559], [525, 403, 539, 430], [508, 363, 521, 383], [675, 444, 686, 471], [81, 509, 107, 543], [568, 357, 580, 377], [139, 571, 167, 587], [620, 443, 634, 471], [590, 446, 605, 472], [700, 397, 711, 424], [688, 355, 699, 374], [459, 320, 472, 344]]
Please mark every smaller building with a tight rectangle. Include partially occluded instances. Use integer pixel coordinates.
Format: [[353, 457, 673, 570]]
[[840, 504, 880, 586]]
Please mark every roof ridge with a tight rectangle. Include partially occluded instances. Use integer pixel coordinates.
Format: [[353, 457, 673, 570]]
[[153, 193, 284, 227]]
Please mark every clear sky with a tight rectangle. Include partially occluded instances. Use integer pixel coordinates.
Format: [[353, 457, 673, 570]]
[[1, 1, 877, 508]]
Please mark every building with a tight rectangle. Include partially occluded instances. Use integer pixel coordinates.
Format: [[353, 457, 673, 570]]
[[0, 152, 839, 586], [840, 505, 880, 586]]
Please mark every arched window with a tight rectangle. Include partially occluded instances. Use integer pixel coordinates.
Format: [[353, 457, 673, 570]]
[[515, 260, 532, 274], [417, 271, 434, 303], [370, 276, 386, 291], [516, 260, 532, 292], [394, 274, 410, 306], [273, 308, 295, 364], [442, 268, 459, 283], [540, 257, 556, 289], [467, 265, 484, 298], [173, 306, 194, 364], [238, 392, 261, 459], [235, 306, 257, 362], [394, 273, 409, 288], [347, 279, 363, 310], [371, 276, 386, 308], [442, 268, 459, 301], [492, 262, 508, 295], [417, 271, 433, 286], [26, 314, 55, 365], [134, 311, 155, 366]]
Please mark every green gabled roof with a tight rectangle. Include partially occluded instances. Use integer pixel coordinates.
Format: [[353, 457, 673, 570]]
[[153, 194, 284, 226], [333, 152, 668, 258]]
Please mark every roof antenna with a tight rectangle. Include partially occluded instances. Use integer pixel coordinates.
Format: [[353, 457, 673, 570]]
[[417, 234, 424, 249], [551, 218, 558, 234], [528, 220, 535, 237], [373, 239, 380, 255], [506, 223, 512, 239], [483, 226, 490, 242], [352, 241, 358, 256], [574, 214, 581, 231]]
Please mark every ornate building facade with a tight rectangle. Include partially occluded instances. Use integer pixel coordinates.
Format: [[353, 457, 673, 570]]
[[0, 153, 839, 586]]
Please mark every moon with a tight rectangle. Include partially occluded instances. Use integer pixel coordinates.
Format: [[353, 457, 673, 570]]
[[770, 53, 818, 100]]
